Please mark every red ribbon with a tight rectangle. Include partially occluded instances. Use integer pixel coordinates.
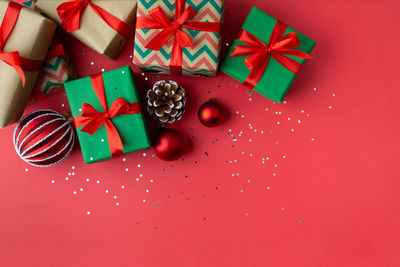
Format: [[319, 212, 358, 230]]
[[136, 0, 221, 75], [230, 21, 311, 89], [57, 0, 131, 40], [74, 73, 141, 157], [0, 2, 25, 86], [0, 2, 45, 87]]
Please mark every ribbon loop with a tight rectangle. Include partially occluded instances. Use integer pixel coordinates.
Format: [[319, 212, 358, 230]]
[[57, 0, 131, 40], [0, 51, 25, 86], [73, 73, 142, 158], [136, 0, 221, 75], [230, 21, 312, 89]]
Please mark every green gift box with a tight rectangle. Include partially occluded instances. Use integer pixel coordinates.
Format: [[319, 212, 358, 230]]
[[221, 7, 316, 103], [64, 66, 151, 164]]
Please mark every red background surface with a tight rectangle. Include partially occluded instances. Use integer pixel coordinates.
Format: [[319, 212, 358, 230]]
[[1, 0, 400, 266]]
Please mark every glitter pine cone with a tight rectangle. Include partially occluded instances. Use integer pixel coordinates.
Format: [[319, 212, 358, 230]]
[[146, 80, 186, 124]]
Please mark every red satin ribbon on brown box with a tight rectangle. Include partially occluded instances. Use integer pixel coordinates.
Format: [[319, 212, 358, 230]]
[[57, 0, 131, 40]]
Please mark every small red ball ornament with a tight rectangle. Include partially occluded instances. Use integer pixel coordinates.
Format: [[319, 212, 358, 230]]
[[198, 99, 224, 127], [13, 110, 75, 167], [153, 128, 184, 161]]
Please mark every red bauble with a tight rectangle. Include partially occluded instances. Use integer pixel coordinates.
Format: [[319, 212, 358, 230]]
[[153, 128, 184, 161], [13, 110, 75, 167], [198, 99, 224, 127]]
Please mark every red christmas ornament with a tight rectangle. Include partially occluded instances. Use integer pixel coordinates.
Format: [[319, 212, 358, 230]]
[[198, 98, 224, 127], [153, 128, 184, 161], [13, 110, 75, 167]]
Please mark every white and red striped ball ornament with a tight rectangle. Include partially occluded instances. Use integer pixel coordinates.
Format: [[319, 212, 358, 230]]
[[13, 110, 75, 167]]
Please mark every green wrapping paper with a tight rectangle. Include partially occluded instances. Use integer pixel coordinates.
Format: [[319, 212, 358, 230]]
[[64, 66, 151, 163], [221, 7, 316, 103]]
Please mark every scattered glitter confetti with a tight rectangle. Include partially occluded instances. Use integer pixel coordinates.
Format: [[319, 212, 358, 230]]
[[10, 50, 329, 240]]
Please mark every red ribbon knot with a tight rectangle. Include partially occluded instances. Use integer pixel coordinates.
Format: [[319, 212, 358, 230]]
[[136, 0, 221, 75], [57, 0, 131, 40], [74, 73, 142, 158], [230, 21, 312, 89]]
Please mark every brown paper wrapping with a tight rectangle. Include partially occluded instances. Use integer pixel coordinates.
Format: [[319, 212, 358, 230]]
[[0, 1, 56, 128], [36, 0, 137, 59]]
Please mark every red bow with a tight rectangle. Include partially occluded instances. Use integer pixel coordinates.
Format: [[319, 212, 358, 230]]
[[136, 0, 221, 75], [74, 73, 141, 157], [0, 2, 25, 86], [230, 21, 311, 89], [57, 0, 131, 40]]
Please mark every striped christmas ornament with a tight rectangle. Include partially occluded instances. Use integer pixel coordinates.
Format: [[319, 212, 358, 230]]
[[13, 110, 75, 167], [133, 0, 225, 77]]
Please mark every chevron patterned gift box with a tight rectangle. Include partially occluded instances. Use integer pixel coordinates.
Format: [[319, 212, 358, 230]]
[[134, 0, 225, 77], [29, 44, 75, 104]]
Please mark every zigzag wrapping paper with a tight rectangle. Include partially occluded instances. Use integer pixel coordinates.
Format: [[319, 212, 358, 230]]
[[29, 53, 75, 104], [22, 0, 34, 8], [133, 0, 225, 77]]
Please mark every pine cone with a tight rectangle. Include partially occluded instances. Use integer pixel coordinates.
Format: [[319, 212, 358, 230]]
[[147, 80, 186, 124]]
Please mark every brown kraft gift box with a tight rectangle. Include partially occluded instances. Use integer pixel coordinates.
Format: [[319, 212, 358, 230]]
[[35, 0, 137, 59], [0, 0, 56, 128]]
